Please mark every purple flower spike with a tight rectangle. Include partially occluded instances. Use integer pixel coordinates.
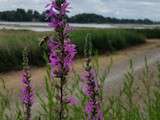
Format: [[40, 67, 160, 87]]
[[47, 38, 77, 78], [85, 100, 94, 114], [21, 68, 33, 120], [46, 0, 77, 119], [66, 96, 79, 106], [81, 57, 104, 120], [85, 100, 104, 120], [22, 70, 33, 106], [46, 0, 70, 30], [46, 0, 77, 78]]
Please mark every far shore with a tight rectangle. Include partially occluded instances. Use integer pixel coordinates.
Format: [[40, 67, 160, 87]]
[[0, 21, 160, 32]]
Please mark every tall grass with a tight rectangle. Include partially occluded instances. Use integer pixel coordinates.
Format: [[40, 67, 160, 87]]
[[71, 29, 145, 54], [0, 30, 48, 72], [0, 28, 150, 72], [0, 59, 159, 120], [135, 29, 160, 39]]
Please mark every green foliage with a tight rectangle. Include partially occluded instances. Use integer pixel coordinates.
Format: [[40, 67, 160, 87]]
[[0, 8, 45, 22], [71, 29, 145, 55], [69, 13, 106, 23], [37, 65, 57, 120], [0, 9, 154, 23], [0, 58, 160, 119], [69, 13, 153, 24], [0, 78, 23, 120], [0, 79, 9, 119], [1, 27, 160, 72], [0, 29, 145, 72], [0, 30, 47, 72], [135, 29, 160, 39]]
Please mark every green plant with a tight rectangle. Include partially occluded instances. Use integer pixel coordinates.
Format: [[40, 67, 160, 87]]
[[0, 28, 146, 72]]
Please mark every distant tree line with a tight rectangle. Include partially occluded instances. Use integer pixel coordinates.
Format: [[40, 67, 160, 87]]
[[0, 9, 157, 24], [0, 9, 45, 22], [69, 13, 154, 24]]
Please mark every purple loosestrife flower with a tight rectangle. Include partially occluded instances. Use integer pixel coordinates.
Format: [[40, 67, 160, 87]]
[[85, 100, 94, 114], [46, 0, 70, 30], [47, 38, 76, 78], [65, 96, 79, 106], [64, 40, 77, 72], [46, 0, 76, 78], [48, 39, 62, 77], [81, 65, 103, 120], [85, 100, 103, 120], [81, 69, 98, 96], [21, 49, 33, 120], [81, 35, 104, 120], [45, 0, 77, 119], [21, 70, 33, 106]]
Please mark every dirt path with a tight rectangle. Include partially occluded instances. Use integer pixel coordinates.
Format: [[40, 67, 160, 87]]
[[0, 39, 160, 94], [105, 40, 160, 95]]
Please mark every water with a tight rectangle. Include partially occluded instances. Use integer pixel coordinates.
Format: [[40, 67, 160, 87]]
[[0, 21, 160, 32]]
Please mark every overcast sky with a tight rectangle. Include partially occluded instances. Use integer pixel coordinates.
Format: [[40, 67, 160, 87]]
[[0, 0, 160, 21]]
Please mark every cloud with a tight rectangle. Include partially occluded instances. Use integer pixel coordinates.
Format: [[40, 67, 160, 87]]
[[70, 0, 160, 21], [0, 0, 159, 21]]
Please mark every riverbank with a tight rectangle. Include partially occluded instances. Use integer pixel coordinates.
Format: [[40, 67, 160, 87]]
[[0, 29, 145, 72], [0, 22, 160, 31], [0, 39, 159, 94]]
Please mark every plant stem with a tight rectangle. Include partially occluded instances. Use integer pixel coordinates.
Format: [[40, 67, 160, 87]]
[[25, 104, 31, 120], [59, 76, 65, 120], [59, 23, 65, 120]]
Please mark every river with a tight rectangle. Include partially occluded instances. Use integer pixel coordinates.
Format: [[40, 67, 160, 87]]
[[0, 21, 160, 32]]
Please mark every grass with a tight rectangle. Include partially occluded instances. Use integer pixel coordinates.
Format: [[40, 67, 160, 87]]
[[71, 29, 145, 55], [0, 30, 49, 72], [0, 27, 159, 119], [1, 28, 160, 72], [135, 28, 160, 39], [0, 58, 160, 120], [0, 28, 147, 72]]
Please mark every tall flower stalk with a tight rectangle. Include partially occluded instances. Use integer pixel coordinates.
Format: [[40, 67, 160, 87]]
[[21, 48, 33, 120], [81, 34, 103, 120], [46, 0, 77, 119]]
